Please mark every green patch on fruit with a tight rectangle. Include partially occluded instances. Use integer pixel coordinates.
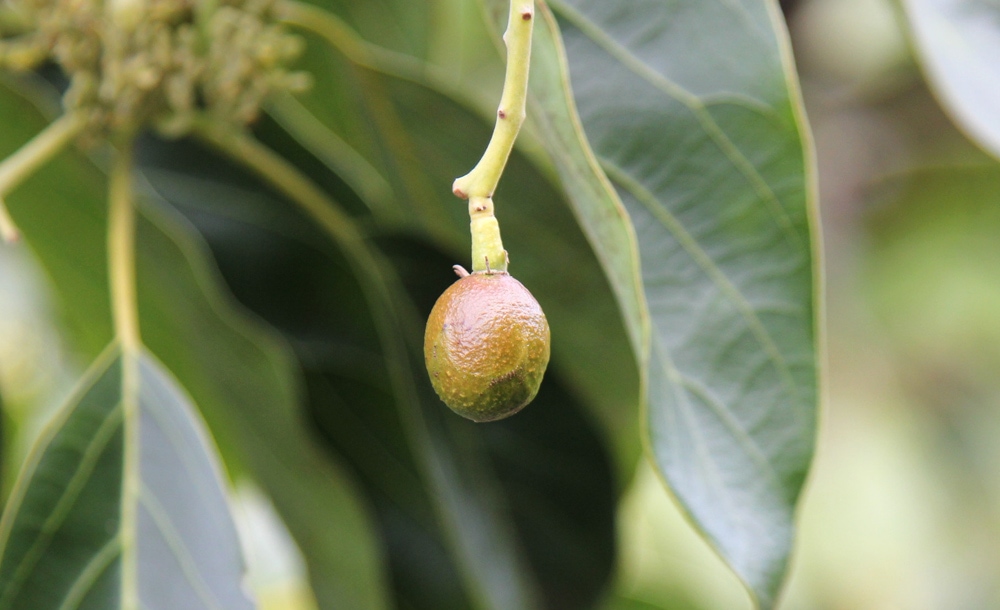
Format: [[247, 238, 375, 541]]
[[424, 271, 550, 422]]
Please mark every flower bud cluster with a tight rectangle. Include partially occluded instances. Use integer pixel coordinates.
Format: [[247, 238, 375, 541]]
[[0, 0, 310, 138]]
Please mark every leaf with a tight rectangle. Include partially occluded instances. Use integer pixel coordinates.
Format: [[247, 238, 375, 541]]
[[474, 374, 617, 610], [0, 345, 254, 610], [0, 84, 390, 610], [136, 130, 618, 610], [136, 134, 542, 610], [900, 0, 1000, 160], [308, 0, 435, 58], [134, 195, 391, 610], [382, 237, 618, 610], [522, 1, 819, 607], [272, 19, 643, 478]]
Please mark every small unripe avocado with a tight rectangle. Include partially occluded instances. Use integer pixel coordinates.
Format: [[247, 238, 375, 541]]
[[424, 271, 550, 422]]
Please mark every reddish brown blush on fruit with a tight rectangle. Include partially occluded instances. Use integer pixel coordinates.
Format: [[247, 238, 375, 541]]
[[424, 272, 550, 422]]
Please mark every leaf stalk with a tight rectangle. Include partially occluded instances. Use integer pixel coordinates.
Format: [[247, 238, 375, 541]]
[[0, 113, 85, 243], [108, 139, 141, 353]]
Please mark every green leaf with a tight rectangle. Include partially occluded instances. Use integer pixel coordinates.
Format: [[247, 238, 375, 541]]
[[137, 129, 618, 609], [0, 83, 390, 610], [901, 0, 1000, 159], [134, 194, 391, 610], [306, 0, 434, 58], [273, 20, 642, 478], [0, 345, 254, 610], [137, 134, 543, 610], [522, 1, 819, 607]]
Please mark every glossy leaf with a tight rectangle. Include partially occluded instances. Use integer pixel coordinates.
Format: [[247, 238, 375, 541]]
[[0, 84, 390, 610], [137, 135, 541, 610], [134, 196, 391, 610], [274, 23, 642, 477], [522, 1, 819, 607], [134, 130, 617, 609], [308, 0, 434, 58], [0, 345, 253, 610], [901, 0, 1000, 159]]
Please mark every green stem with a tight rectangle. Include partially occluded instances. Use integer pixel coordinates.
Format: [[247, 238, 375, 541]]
[[452, 0, 535, 273], [275, 0, 456, 241], [0, 112, 85, 242], [108, 139, 141, 352], [107, 138, 141, 610], [191, 121, 426, 370], [276, 0, 378, 67], [276, 0, 448, 82], [452, 1, 534, 200], [194, 122, 378, 276], [267, 93, 396, 222]]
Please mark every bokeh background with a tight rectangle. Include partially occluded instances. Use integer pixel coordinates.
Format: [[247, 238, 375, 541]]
[[2, 0, 999, 608]]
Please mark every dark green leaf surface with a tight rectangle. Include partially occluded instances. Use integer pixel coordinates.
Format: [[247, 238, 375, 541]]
[[276, 24, 642, 479], [134, 197, 391, 610], [307, 0, 434, 58], [901, 0, 1000, 159], [137, 136, 540, 610], [528, 1, 819, 606], [135, 130, 617, 610], [0, 84, 390, 610], [0, 346, 254, 610]]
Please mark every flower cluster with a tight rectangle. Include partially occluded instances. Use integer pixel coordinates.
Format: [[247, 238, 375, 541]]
[[0, 0, 309, 138]]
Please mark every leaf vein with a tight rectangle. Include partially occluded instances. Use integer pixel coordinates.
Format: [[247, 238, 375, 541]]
[[0, 402, 124, 610], [137, 485, 224, 610], [548, 0, 802, 249], [139, 382, 221, 518], [651, 340, 744, 537], [57, 536, 121, 610], [676, 372, 782, 488], [602, 160, 802, 405]]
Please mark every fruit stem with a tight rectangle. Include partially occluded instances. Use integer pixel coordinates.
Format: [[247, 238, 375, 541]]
[[451, 0, 535, 274]]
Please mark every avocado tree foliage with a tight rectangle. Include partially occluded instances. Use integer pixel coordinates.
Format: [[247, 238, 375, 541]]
[[0, 1, 821, 609]]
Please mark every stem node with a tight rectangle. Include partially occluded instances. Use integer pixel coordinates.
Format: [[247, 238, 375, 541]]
[[453, 0, 534, 274]]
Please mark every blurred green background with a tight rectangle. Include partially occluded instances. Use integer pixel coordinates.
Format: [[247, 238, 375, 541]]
[[3, 0, 1000, 608]]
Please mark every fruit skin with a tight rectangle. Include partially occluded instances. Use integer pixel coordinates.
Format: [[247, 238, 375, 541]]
[[424, 272, 550, 422]]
